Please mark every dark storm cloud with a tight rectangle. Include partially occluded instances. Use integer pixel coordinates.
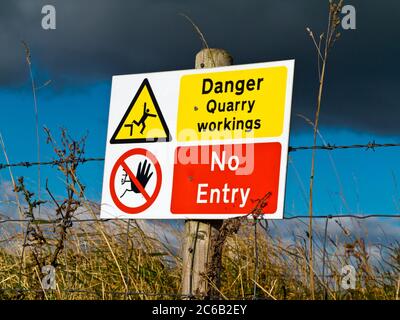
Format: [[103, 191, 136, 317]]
[[1, 0, 399, 135]]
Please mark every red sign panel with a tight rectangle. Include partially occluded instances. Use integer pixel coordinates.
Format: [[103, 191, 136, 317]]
[[171, 142, 281, 214]]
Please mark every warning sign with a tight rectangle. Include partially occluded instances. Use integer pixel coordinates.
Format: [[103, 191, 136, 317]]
[[110, 79, 171, 144], [101, 60, 294, 219], [109, 148, 162, 214], [171, 142, 281, 214], [177, 66, 288, 142]]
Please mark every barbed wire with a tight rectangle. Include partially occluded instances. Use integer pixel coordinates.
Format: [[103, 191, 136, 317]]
[[0, 157, 104, 170], [0, 141, 399, 171], [0, 213, 399, 225], [284, 214, 400, 220], [288, 141, 400, 152]]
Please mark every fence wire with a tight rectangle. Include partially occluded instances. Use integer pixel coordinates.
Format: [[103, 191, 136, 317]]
[[0, 214, 399, 225], [0, 141, 399, 171]]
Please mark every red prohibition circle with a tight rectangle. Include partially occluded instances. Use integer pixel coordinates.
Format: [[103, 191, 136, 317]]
[[109, 148, 162, 214]]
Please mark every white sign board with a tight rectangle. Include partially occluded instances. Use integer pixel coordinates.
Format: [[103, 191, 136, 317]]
[[101, 60, 294, 219]]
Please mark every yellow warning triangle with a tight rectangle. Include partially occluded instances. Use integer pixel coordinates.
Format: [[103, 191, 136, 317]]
[[110, 79, 171, 144]]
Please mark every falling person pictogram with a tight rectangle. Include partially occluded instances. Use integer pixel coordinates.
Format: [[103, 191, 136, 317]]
[[124, 103, 157, 136], [120, 159, 154, 198]]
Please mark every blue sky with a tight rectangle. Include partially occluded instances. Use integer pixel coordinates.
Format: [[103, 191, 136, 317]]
[[1, 80, 399, 217]]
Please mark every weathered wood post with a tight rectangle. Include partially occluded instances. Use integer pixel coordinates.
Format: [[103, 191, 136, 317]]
[[181, 48, 233, 299]]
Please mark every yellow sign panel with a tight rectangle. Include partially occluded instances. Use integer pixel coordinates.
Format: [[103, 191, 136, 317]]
[[110, 79, 170, 144], [177, 66, 287, 141]]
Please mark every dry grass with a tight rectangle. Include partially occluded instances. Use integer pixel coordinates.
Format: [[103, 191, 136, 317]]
[[306, 0, 344, 299], [0, 217, 182, 299], [0, 214, 399, 300]]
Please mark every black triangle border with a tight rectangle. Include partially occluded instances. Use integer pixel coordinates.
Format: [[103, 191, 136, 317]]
[[109, 78, 172, 144]]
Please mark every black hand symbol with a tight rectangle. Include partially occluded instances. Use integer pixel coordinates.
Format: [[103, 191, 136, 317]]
[[132, 159, 153, 193]]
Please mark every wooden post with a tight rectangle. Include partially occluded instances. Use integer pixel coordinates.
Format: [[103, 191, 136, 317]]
[[181, 48, 233, 299]]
